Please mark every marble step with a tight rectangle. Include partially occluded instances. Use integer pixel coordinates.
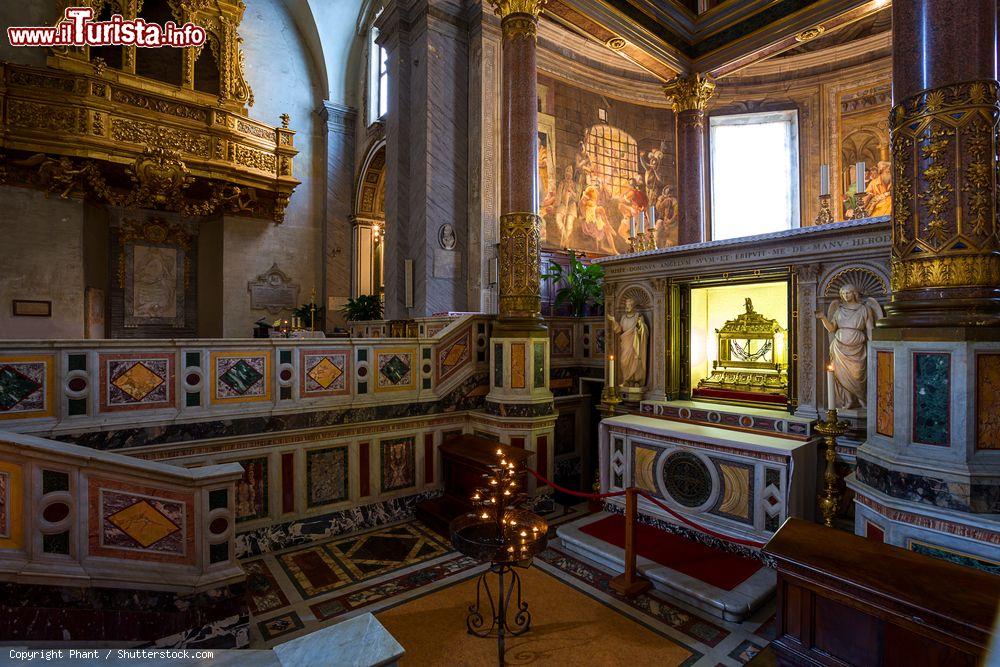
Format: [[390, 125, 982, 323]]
[[556, 512, 775, 622]]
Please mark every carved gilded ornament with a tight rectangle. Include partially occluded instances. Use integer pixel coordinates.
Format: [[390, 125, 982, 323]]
[[889, 80, 999, 293], [498, 212, 543, 321], [501, 14, 537, 41], [663, 73, 717, 114], [487, 0, 547, 19]]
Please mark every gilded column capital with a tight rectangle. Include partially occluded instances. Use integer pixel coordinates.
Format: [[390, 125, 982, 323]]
[[487, 0, 547, 19], [663, 73, 717, 113]]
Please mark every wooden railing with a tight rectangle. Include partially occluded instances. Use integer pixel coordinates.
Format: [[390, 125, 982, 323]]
[[0, 429, 243, 592]]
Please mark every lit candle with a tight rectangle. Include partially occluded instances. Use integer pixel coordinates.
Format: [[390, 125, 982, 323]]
[[496, 448, 502, 456], [826, 364, 836, 411], [639, 210, 646, 234], [629, 216, 635, 237], [608, 354, 615, 388], [855, 161, 866, 195], [819, 164, 830, 197]]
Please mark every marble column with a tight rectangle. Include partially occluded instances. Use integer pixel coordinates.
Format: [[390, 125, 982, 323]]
[[848, 0, 1000, 568], [664, 74, 716, 246], [484, 0, 553, 435], [321, 102, 356, 331], [882, 0, 999, 330]]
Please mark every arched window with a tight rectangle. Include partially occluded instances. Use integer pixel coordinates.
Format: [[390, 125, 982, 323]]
[[353, 142, 387, 297], [368, 26, 388, 124], [583, 124, 639, 199]]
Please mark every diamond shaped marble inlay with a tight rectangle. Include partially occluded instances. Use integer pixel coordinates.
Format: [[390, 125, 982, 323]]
[[107, 499, 180, 548], [111, 362, 164, 402], [220, 360, 264, 395], [442, 342, 467, 367], [554, 330, 571, 350], [0, 365, 41, 410], [380, 355, 410, 385], [308, 357, 343, 389]]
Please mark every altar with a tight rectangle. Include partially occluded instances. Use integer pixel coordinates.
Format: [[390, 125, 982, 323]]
[[596, 413, 815, 544]]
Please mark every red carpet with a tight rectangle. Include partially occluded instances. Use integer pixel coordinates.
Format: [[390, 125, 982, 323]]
[[580, 514, 762, 591], [692, 387, 787, 405]]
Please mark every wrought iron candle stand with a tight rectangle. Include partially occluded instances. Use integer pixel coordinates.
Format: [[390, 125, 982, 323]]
[[449, 450, 549, 667], [816, 408, 850, 528]]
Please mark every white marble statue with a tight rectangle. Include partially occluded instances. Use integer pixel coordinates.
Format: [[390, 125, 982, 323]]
[[608, 297, 648, 387], [816, 285, 883, 409]]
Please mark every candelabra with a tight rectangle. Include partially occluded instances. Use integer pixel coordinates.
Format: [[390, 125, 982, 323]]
[[449, 449, 548, 667], [815, 408, 850, 528], [627, 235, 637, 253], [814, 194, 834, 225]]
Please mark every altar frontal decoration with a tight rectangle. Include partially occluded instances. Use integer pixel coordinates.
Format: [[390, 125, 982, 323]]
[[695, 298, 787, 404]]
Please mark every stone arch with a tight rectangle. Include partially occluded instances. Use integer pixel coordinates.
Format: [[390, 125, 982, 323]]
[[616, 283, 653, 312], [352, 140, 386, 297], [820, 262, 890, 303]]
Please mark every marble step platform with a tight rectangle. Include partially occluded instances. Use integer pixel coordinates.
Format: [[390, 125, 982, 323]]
[[556, 512, 775, 622]]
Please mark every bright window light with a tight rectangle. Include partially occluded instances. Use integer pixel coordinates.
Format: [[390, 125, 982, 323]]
[[368, 28, 389, 124], [710, 110, 799, 241]]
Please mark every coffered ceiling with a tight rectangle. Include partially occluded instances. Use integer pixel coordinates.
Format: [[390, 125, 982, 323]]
[[542, 0, 891, 81]]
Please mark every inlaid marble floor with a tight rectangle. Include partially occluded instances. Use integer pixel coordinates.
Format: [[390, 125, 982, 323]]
[[242, 505, 774, 666]]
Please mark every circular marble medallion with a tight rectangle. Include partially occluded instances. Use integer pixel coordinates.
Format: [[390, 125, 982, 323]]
[[662, 451, 712, 508]]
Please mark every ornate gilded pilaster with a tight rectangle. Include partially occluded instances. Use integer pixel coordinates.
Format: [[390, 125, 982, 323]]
[[498, 212, 542, 322], [883, 80, 1000, 329], [664, 74, 716, 246]]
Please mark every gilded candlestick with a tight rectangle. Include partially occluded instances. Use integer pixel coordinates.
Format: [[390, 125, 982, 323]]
[[815, 408, 849, 528]]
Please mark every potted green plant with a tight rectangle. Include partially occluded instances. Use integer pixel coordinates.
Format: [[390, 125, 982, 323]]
[[292, 302, 324, 329], [341, 294, 383, 321], [543, 250, 604, 317]]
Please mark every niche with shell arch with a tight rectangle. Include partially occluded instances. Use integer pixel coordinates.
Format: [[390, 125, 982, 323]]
[[821, 264, 889, 304], [611, 283, 653, 390]]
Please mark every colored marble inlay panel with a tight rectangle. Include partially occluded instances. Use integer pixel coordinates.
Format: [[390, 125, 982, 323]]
[[633, 446, 659, 496], [0, 355, 53, 420], [713, 460, 753, 524], [976, 354, 1000, 449], [211, 352, 270, 404], [281, 452, 294, 514], [359, 442, 371, 497], [380, 437, 415, 493], [89, 478, 194, 564], [912, 353, 950, 446], [424, 434, 435, 485], [258, 611, 304, 642], [908, 540, 1000, 576], [244, 559, 290, 615], [235, 457, 269, 522], [100, 353, 175, 412], [510, 343, 526, 389], [494, 344, 503, 388], [435, 328, 471, 385], [375, 348, 415, 392], [594, 327, 606, 355], [306, 447, 348, 508], [300, 349, 350, 397], [534, 342, 545, 388], [0, 462, 23, 550], [875, 350, 894, 437], [551, 326, 573, 357]]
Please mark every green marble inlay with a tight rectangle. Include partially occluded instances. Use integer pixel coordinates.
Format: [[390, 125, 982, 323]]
[[220, 360, 263, 395], [533, 342, 545, 388], [0, 366, 41, 410], [68, 354, 86, 372], [910, 541, 1000, 576], [913, 353, 949, 446]]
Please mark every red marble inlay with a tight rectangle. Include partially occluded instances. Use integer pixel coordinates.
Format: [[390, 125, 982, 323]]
[[279, 369, 292, 382], [42, 502, 69, 523], [68, 377, 86, 392], [424, 434, 434, 485], [293, 551, 341, 588], [359, 442, 370, 497], [209, 517, 229, 535], [509, 437, 525, 448], [186, 373, 200, 386], [536, 435, 548, 487], [865, 522, 885, 543], [281, 452, 294, 514], [358, 366, 368, 377]]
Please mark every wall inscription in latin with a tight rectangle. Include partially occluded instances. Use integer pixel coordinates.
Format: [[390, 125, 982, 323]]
[[248, 264, 299, 314]]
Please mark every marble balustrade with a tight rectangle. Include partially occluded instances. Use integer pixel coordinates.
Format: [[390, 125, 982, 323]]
[[0, 429, 244, 592]]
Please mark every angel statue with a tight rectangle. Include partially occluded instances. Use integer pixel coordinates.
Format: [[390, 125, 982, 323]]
[[608, 297, 648, 387], [816, 285, 883, 409]]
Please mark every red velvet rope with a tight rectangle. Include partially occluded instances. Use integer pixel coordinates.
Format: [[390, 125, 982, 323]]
[[524, 467, 627, 499], [525, 467, 766, 549]]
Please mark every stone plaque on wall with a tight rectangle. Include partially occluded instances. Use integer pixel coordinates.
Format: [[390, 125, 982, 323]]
[[248, 264, 299, 314], [433, 249, 461, 279]]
